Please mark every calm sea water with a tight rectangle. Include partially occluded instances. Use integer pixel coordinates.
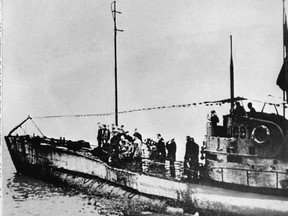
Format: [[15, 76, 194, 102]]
[[2, 146, 174, 216], [2, 148, 106, 216]]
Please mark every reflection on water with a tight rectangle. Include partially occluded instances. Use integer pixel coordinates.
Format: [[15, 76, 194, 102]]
[[7, 173, 73, 201]]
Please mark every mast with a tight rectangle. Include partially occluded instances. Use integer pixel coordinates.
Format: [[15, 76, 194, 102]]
[[111, 1, 123, 126], [283, 0, 286, 116], [230, 35, 234, 112]]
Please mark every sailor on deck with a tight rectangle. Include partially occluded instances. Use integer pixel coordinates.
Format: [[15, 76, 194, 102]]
[[133, 134, 142, 160], [208, 110, 219, 136], [156, 134, 166, 162], [233, 102, 246, 116], [133, 128, 143, 142], [102, 124, 110, 147], [97, 122, 103, 148], [184, 136, 199, 180], [247, 102, 256, 116], [166, 138, 177, 177]]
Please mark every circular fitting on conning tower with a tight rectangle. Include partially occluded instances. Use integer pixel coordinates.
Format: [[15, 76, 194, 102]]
[[251, 125, 270, 144]]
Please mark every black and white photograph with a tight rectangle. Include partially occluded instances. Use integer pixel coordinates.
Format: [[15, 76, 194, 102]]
[[2, 0, 288, 215]]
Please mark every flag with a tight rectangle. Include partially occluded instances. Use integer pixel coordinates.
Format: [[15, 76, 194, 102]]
[[277, 58, 288, 91]]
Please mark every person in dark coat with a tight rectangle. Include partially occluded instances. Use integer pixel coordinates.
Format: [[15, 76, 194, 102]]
[[209, 110, 219, 126], [208, 110, 219, 136], [184, 136, 199, 180], [120, 125, 126, 134], [102, 124, 110, 147], [233, 102, 246, 116], [166, 138, 177, 177], [247, 102, 256, 116], [97, 122, 103, 148], [156, 134, 166, 162], [166, 138, 176, 162], [133, 128, 143, 142]]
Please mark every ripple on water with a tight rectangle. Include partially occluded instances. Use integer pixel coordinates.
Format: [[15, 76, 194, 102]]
[[2, 148, 194, 216], [4, 172, 176, 216], [3, 173, 116, 216]]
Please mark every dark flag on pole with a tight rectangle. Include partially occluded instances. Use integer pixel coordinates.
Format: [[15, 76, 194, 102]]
[[277, 58, 288, 91]]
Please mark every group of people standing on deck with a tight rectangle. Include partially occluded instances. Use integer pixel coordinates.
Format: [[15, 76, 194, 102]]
[[208, 101, 257, 136], [208, 101, 257, 124], [153, 134, 177, 163], [232, 101, 256, 116], [96, 123, 200, 179], [96, 123, 143, 161], [152, 134, 199, 179]]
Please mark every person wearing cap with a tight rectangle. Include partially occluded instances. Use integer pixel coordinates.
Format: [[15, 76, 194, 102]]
[[120, 125, 125, 134], [133, 128, 142, 142], [208, 110, 219, 136], [166, 138, 177, 177], [166, 138, 176, 163], [233, 102, 246, 116], [156, 134, 166, 162], [102, 124, 110, 147], [184, 136, 199, 180], [97, 122, 103, 148]]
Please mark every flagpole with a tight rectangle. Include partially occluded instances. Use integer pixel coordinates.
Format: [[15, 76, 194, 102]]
[[230, 35, 234, 113], [284, 0, 286, 60], [277, 0, 288, 114], [284, 0, 286, 116]]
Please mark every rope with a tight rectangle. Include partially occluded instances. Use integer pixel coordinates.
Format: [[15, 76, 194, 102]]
[[31, 97, 288, 120], [32, 97, 248, 119]]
